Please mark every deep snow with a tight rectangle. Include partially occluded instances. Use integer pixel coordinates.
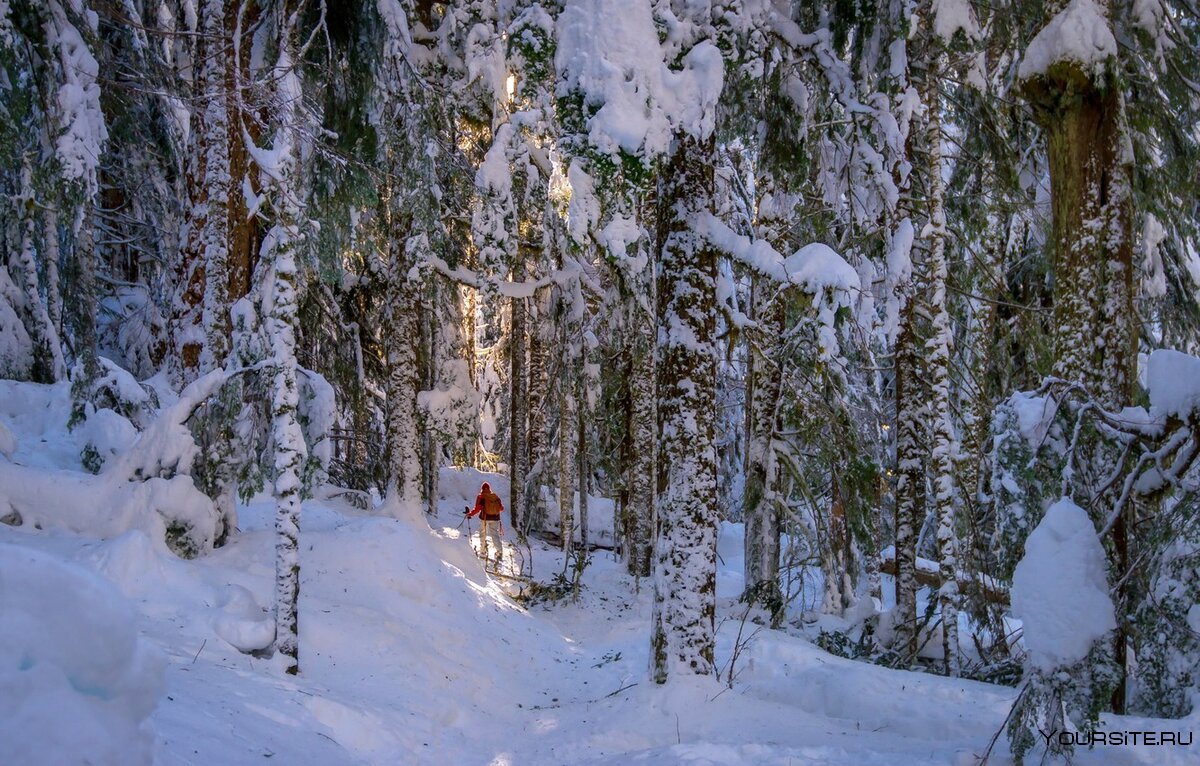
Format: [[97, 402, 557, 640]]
[[2, 380, 1198, 765]]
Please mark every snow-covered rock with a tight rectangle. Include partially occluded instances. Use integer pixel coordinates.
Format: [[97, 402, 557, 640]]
[[0, 544, 163, 766], [1011, 497, 1116, 671]]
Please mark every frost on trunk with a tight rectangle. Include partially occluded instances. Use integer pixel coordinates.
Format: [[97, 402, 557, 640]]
[[922, 62, 960, 676], [43, 210, 63, 338], [1023, 58, 1134, 411], [260, 12, 307, 676], [651, 132, 718, 683], [526, 277, 550, 533], [72, 208, 99, 383], [376, 0, 446, 521], [382, 229, 423, 518], [578, 373, 590, 551], [267, 228, 305, 676], [170, 0, 231, 387], [558, 313, 577, 554]]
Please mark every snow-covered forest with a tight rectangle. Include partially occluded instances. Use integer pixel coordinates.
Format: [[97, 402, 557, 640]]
[[2, 0, 1200, 763]]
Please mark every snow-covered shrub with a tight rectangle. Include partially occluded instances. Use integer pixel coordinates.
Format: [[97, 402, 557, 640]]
[[0, 462, 219, 557], [1137, 528, 1200, 720], [98, 285, 168, 380], [1007, 498, 1120, 759], [69, 355, 157, 431], [990, 391, 1069, 581], [0, 545, 164, 766]]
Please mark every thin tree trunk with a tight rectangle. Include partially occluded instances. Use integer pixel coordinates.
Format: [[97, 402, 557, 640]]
[[43, 211, 62, 336], [578, 404, 588, 550], [509, 252, 528, 537], [266, 6, 306, 676], [73, 207, 99, 382], [923, 56, 960, 676], [625, 294, 655, 578], [558, 330, 576, 553], [526, 273, 549, 532], [742, 272, 784, 617], [892, 294, 924, 663]]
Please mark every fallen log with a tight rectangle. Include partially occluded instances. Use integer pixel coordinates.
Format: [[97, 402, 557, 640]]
[[879, 547, 1010, 606]]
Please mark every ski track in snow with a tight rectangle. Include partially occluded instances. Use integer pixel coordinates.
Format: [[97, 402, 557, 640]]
[[4, 467, 1197, 764]]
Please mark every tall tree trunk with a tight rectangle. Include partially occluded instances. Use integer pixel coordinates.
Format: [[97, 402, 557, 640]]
[[651, 132, 718, 683], [742, 272, 783, 618], [509, 251, 528, 537], [526, 280, 549, 534], [923, 56, 960, 676], [558, 323, 576, 553], [73, 207, 99, 382], [266, 8, 306, 675], [578, 405, 588, 550], [170, 0, 232, 386], [625, 290, 656, 578], [383, 221, 423, 517], [226, 0, 255, 302], [43, 211, 62, 337], [15, 165, 65, 381], [1022, 6, 1135, 710], [420, 278, 439, 517], [199, 0, 231, 373], [892, 294, 924, 663]]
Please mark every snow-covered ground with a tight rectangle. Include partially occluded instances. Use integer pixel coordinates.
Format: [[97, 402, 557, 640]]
[[3, 381, 1198, 765]]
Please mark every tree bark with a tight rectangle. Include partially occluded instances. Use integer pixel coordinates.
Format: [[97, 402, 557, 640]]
[[650, 132, 719, 683]]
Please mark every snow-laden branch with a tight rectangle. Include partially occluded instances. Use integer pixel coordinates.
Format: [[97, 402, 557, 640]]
[[696, 213, 860, 298], [697, 214, 860, 360]]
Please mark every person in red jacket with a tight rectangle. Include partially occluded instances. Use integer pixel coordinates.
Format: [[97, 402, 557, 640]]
[[466, 481, 504, 562]]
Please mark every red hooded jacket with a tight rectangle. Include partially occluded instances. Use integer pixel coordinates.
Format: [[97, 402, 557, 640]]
[[469, 482, 504, 521]]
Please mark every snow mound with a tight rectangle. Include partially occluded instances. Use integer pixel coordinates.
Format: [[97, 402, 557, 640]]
[[1018, 0, 1117, 80], [1147, 348, 1200, 420], [0, 544, 164, 766], [1011, 497, 1115, 671], [79, 406, 139, 465], [0, 461, 218, 556], [213, 584, 275, 653]]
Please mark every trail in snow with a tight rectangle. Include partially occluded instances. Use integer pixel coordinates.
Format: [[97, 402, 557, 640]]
[[2, 383, 1195, 766]]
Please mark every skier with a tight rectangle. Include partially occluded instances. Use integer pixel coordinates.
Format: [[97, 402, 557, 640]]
[[465, 481, 504, 562]]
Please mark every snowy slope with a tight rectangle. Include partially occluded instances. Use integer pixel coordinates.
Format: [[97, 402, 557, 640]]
[[2, 381, 1197, 765]]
